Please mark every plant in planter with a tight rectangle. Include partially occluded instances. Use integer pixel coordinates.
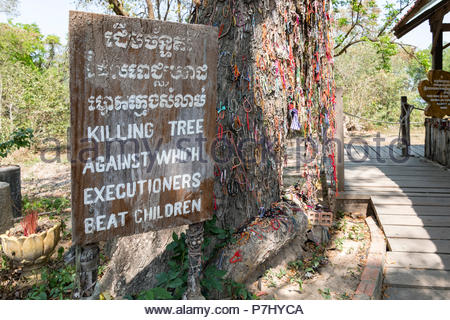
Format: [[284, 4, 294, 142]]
[[0, 210, 61, 267], [0, 128, 34, 217]]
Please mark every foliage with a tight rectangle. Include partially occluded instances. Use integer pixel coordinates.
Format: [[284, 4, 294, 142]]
[[74, 0, 194, 22], [225, 279, 258, 300], [371, 34, 398, 71], [318, 287, 331, 299], [0, 21, 69, 142], [335, 42, 426, 129], [286, 245, 327, 289], [0, 21, 47, 68], [0, 0, 19, 16], [333, 0, 414, 57], [200, 265, 227, 293], [135, 215, 254, 300], [154, 232, 188, 298], [20, 210, 38, 236], [27, 264, 75, 300], [23, 195, 70, 214], [334, 237, 344, 251], [406, 49, 431, 89], [0, 253, 9, 270], [0, 127, 33, 158], [136, 287, 173, 299]]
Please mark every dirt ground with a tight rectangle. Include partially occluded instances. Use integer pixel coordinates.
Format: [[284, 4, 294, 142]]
[[1, 150, 73, 299], [249, 214, 369, 300], [1, 148, 371, 300], [346, 126, 425, 145]]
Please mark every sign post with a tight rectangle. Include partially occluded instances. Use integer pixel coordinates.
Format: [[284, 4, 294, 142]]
[[69, 11, 218, 298], [183, 222, 204, 299]]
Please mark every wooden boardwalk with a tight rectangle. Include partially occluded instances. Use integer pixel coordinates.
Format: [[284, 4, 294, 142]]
[[344, 143, 450, 299]]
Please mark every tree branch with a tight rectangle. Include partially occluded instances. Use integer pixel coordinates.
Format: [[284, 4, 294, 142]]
[[334, 39, 365, 57], [146, 0, 155, 19], [163, 0, 172, 21], [156, 0, 161, 20], [107, 0, 129, 16], [377, 0, 413, 37], [395, 42, 423, 65], [335, 0, 363, 50]]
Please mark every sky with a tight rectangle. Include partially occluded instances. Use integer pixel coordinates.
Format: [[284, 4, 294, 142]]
[[0, 0, 77, 43], [0, 0, 449, 49]]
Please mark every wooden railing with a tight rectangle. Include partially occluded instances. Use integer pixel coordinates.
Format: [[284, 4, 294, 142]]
[[425, 118, 450, 168]]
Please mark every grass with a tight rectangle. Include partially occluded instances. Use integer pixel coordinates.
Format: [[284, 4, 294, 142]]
[[318, 288, 331, 299], [276, 268, 287, 279], [23, 196, 70, 215], [334, 237, 344, 251]]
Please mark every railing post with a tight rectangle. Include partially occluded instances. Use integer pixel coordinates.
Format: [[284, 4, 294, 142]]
[[336, 88, 344, 193], [400, 96, 411, 157]]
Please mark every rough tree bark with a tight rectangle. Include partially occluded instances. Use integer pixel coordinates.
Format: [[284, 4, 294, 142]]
[[100, 0, 335, 297], [107, 0, 129, 16], [146, 0, 155, 19]]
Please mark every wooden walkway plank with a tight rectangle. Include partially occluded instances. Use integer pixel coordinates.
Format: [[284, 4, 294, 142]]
[[374, 205, 450, 216], [386, 252, 450, 270], [346, 186, 450, 194], [378, 215, 450, 227], [383, 226, 450, 240], [346, 191, 450, 198], [384, 268, 450, 289], [377, 146, 392, 159], [345, 171, 448, 178], [347, 181, 450, 188], [388, 145, 404, 158], [372, 196, 450, 206], [345, 144, 366, 161], [345, 160, 431, 167], [352, 145, 370, 157], [410, 145, 425, 158], [368, 145, 382, 159], [342, 139, 450, 299], [346, 166, 448, 173], [346, 177, 450, 184], [388, 239, 450, 254]]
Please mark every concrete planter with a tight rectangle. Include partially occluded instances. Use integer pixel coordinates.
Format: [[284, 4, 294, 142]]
[[0, 222, 61, 266]]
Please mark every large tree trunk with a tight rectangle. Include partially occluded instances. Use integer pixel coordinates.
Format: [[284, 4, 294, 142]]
[[100, 0, 335, 297]]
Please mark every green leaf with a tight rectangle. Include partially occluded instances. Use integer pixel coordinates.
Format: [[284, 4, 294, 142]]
[[137, 287, 173, 300], [167, 278, 184, 289], [156, 272, 169, 285]]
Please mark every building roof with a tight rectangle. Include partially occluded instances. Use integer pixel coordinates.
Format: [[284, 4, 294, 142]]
[[393, 0, 450, 38]]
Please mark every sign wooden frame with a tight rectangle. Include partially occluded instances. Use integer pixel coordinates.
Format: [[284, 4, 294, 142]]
[[69, 11, 218, 245], [419, 70, 450, 118]]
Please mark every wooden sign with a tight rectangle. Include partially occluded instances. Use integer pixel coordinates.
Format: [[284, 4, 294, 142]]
[[418, 70, 450, 118], [69, 11, 218, 245]]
